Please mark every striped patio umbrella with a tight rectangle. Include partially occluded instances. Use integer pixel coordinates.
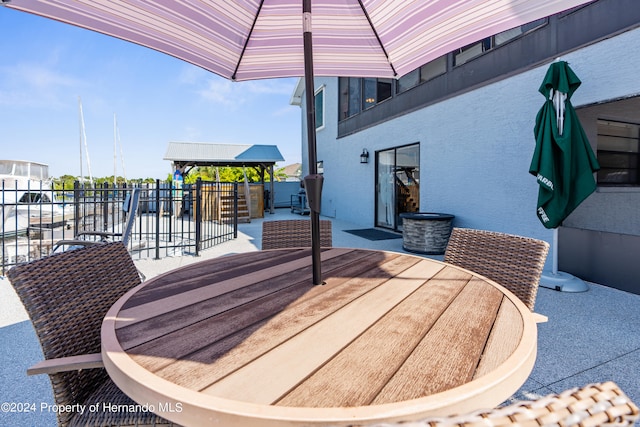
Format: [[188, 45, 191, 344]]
[[2, 0, 594, 285]]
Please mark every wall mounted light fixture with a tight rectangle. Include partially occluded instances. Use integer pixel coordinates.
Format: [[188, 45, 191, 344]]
[[360, 149, 369, 164]]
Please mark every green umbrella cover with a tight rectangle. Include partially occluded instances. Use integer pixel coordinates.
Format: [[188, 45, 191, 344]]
[[530, 61, 600, 229]]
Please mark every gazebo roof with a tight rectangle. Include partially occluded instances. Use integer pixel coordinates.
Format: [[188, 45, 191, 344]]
[[164, 142, 284, 169]]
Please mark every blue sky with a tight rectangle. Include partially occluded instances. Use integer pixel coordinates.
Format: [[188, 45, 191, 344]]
[[0, 7, 302, 180]]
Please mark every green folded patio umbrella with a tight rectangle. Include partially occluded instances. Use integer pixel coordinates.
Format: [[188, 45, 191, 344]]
[[530, 60, 600, 292], [530, 60, 600, 229]]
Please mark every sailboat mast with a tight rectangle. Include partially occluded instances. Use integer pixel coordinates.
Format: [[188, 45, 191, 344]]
[[114, 114, 127, 184], [114, 113, 117, 187], [78, 97, 93, 185], [120, 134, 127, 183], [78, 97, 83, 183]]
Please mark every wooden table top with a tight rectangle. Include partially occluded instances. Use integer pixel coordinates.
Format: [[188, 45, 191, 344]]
[[102, 248, 537, 426]]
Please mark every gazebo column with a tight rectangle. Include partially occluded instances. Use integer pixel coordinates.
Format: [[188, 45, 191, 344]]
[[269, 164, 275, 214]]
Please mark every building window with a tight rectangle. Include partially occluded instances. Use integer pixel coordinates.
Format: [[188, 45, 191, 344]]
[[363, 78, 392, 110], [339, 77, 392, 119], [315, 86, 325, 130], [454, 18, 546, 66], [339, 77, 361, 119], [397, 55, 447, 93], [597, 120, 640, 186], [363, 78, 377, 110], [454, 38, 491, 66]]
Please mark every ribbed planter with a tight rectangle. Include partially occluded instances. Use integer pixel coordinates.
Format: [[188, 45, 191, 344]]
[[400, 212, 455, 255]]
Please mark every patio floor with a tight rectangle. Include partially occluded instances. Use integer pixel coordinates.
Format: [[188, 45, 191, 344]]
[[1, 208, 639, 426]]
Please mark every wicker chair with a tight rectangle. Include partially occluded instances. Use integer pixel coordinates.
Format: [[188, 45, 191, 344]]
[[6, 242, 174, 427], [355, 381, 639, 427], [262, 219, 333, 249], [443, 228, 549, 312]]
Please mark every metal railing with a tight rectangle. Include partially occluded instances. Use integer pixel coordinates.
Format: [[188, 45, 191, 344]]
[[1, 179, 238, 273]]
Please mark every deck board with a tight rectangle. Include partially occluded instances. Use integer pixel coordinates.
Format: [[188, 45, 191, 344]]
[[117, 248, 352, 329], [116, 249, 369, 348], [124, 249, 310, 305], [474, 299, 523, 378], [150, 252, 420, 390], [276, 265, 466, 407], [372, 277, 503, 404], [200, 260, 443, 404]]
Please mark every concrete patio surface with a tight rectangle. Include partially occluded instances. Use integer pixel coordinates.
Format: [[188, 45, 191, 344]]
[[1, 208, 638, 426]]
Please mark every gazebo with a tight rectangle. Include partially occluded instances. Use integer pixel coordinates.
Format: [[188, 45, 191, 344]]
[[164, 142, 285, 214]]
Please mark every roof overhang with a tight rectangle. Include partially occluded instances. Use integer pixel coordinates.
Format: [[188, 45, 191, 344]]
[[164, 142, 284, 170]]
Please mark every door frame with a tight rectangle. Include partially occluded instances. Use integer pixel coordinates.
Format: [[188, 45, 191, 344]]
[[374, 143, 420, 231]]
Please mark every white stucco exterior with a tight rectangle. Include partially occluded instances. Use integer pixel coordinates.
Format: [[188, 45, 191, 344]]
[[298, 26, 640, 272]]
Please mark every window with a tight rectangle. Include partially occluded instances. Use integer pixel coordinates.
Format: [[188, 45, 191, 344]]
[[314, 86, 325, 130], [397, 56, 447, 93], [18, 192, 51, 203], [454, 18, 546, 65], [454, 38, 491, 66], [339, 77, 392, 119], [339, 77, 361, 119], [397, 69, 420, 93], [419, 56, 447, 83], [363, 78, 392, 110], [597, 120, 640, 186], [363, 78, 377, 110]]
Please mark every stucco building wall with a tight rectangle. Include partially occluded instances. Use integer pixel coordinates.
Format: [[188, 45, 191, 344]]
[[306, 26, 640, 278]]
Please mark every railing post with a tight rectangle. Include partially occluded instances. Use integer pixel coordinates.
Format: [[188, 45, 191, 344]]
[[73, 181, 80, 231], [233, 182, 238, 239], [137, 184, 143, 243], [102, 181, 109, 232], [155, 179, 161, 260], [195, 178, 202, 256], [167, 181, 173, 242]]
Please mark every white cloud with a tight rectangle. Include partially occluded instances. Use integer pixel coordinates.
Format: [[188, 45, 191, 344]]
[[0, 62, 85, 108], [178, 64, 297, 109], [238, 79, 297, 96], [198, 78, 240, 107]]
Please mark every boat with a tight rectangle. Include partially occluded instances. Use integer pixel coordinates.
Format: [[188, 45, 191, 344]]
[[1, 160, 72, 237], [1, 205, 29, 239]]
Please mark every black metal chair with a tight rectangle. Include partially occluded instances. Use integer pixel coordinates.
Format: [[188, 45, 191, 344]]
[[52, 188, 141, 253]]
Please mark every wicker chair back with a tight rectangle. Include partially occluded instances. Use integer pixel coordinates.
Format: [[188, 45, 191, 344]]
[[444, 227, 549, 311], [262, 219, 332, 249], [359, 382, 638, 427]]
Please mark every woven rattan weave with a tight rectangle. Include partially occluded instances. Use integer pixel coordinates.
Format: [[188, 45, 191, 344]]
[[262, 219, 332, 249], [357, 381, 639, 427], [7, 242, 174, 426], [444, 228, 549, 311]]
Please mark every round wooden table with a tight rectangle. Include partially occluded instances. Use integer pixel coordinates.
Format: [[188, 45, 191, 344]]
[[101, 248, 537, 426]]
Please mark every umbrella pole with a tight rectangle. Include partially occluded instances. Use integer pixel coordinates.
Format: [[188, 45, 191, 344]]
[[302, 0, 324, 285], [552, 228, 559, 274]]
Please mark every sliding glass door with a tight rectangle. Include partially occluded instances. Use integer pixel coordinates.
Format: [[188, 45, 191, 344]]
[[375, 144, 420, 230]]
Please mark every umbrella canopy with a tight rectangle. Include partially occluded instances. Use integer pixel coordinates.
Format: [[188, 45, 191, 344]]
[[1, 0, 595, 81], [2, 0, 595, 284], [529, 61, 600, 229]]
